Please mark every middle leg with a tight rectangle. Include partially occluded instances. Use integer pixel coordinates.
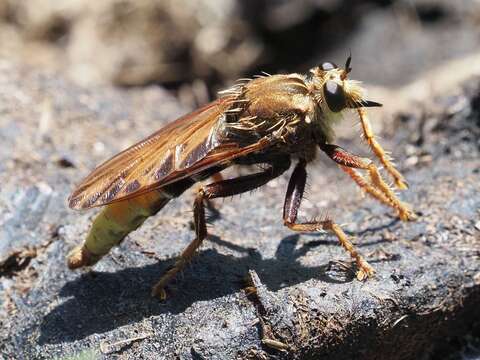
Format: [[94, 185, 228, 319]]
[[283, 159, 375, 280], [202, 172, 225, 221]]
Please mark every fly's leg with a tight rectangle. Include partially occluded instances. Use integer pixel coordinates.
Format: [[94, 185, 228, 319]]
[[283, 160, 375, 281], [320, 144, 415, 221], [152, 159, 291, 299], [203, 172, 225, 220], [357, 108, 408, 190], [340, 166, 390, 206], [210, 172, 224, 182]]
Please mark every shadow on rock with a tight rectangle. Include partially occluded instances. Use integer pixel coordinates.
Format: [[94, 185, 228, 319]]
[[39, 226, 396, 344]]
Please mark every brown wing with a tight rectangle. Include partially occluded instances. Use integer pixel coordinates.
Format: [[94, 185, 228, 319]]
[[69, 97, 270, 210]]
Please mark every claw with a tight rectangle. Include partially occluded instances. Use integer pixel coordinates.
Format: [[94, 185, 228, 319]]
[[400, 208, 419, 222], [356, 261, 376, 281], [395, 178, 409, 190], [151, 285, 168, 300], [397, 201, 418, 222]]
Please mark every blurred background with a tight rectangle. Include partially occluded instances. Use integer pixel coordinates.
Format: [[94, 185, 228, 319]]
[[0, 0, 479, 103]]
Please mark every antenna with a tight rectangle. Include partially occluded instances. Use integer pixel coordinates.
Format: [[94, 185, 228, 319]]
[[345, 52, 352, 74]]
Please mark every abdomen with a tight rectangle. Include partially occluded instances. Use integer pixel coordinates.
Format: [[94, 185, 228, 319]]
[[67, 170, 221, 269]]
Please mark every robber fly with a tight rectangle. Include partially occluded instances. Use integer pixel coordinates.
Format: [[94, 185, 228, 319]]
[[68, 57, 415, 299]]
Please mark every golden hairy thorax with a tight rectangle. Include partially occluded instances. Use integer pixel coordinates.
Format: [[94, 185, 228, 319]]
[[218, 69, 363, 157], [219, 74, 313, 136], [217, 74, 318, 161]]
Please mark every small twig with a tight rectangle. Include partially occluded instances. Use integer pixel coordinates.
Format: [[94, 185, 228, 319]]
[[391, 314, 409, 328], [100, 333, 153, 355], [262, 338, 289, 351], [365, 290, 400, 308]]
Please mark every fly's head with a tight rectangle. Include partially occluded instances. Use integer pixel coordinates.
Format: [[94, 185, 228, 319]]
[[308, 57, 382, 124]]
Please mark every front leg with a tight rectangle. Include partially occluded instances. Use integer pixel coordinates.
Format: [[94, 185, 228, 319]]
[[320, 143, 415, 221], [357, 108, 408, 190], [283, 160, 375, 281]]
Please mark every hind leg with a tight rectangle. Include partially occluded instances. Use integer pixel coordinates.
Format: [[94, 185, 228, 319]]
[[152, 160, 290, 299]]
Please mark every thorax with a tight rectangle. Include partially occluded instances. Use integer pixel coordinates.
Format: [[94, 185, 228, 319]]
[[219, 73, 333, 161]]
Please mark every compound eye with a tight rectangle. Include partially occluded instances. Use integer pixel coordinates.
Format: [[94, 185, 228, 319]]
[[323, 80, 346, 112], [320, 62, 338, 71]]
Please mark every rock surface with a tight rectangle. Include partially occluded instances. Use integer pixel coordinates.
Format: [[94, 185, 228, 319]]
[[0, 56, 479, 359]]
